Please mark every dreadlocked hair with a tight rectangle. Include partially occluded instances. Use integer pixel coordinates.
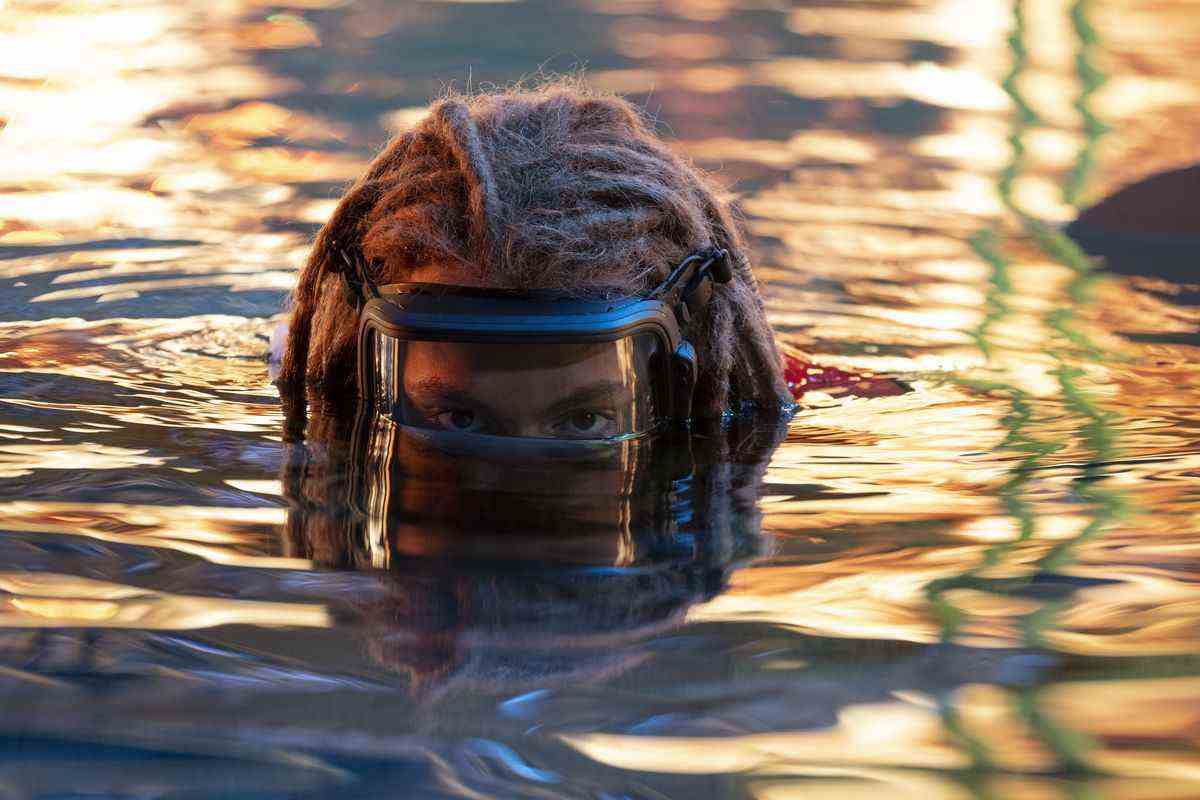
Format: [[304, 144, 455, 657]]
[[279, 79, 790, 416]]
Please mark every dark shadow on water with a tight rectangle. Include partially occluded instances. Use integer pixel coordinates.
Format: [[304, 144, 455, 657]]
[[1066, 164, 1200, 288]]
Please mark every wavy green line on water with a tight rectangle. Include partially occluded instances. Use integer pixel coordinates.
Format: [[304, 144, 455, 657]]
[[997, 0, 1112, 361], [1029, 365, 1127, 577], [926, 0, 1041, 777], [1063, 0, 1111, 207], [927, 0, 1129, 782], [1010, 364, 1127, 775], [925, 376, 1061, 783], [923, 382, 1059, 633], [967, 230, 1013, 360]]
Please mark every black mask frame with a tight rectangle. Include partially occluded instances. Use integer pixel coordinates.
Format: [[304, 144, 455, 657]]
[[345, 248, 733, 433]]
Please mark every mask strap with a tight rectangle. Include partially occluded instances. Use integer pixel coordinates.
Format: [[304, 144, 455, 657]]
[[646, 248, 732, 329], [647, 249, 732, 425], [336, 247, 381, 310]]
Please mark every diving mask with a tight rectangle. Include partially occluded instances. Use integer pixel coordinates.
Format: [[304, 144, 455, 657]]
[[346, 249, 732, 440]]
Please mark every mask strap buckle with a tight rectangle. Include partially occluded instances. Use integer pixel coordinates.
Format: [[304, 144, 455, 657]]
[[646, 248, 732, 330], [336, 248, 381, 310], [647, 248, 732, 424]]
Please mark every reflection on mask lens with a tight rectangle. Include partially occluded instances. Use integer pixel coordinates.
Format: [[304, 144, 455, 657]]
[[367, 332, 665, 440]]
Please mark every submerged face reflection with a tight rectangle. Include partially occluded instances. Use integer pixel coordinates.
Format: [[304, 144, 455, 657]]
[[281, 402, 786, 692], [376, 417, 655, 564], [401, 339, 648, 439]]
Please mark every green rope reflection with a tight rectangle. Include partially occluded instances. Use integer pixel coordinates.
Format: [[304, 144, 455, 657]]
[[1063, 0, 1110, 207], [930, 0, 1125, 785], [924, 381, 1059, 642], [1009, 364, 1129, 775], [968, 231, 1014, 360]]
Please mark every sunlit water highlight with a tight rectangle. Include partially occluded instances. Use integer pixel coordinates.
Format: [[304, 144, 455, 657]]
[[2, 0, 1199, 797]]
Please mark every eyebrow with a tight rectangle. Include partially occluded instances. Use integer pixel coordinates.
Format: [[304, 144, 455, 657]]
[[406, 378, 505, 421], [542, 381, 632, 419]]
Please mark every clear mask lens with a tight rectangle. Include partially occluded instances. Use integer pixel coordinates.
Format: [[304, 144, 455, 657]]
[[366, 331, 666, 440]]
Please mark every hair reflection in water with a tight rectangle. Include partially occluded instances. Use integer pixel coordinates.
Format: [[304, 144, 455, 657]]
[[281, 405, 786, 695]]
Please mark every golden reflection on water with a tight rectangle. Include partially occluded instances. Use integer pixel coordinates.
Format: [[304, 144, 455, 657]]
[[564, 673, 1200, 792], [1, 572, 328, 630], [1, 0, 1199, 793]]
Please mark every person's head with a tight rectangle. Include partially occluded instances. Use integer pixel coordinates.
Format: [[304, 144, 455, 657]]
[[279, 79, 789, 418]]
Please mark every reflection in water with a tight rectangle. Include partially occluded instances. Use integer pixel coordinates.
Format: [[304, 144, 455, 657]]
[[924, 0, 1115, 778], [282, 405, 785, 696], [920, 0, 1137, 781], [1, 0, 1199, 796]]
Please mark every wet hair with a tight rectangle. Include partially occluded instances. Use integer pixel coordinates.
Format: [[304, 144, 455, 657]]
[[279, 79, 790, 416]]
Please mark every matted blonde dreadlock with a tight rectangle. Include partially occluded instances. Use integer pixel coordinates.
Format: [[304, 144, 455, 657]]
[[279, 80, 789, 416]]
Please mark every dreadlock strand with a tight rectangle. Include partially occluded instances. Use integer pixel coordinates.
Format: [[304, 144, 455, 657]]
[[694, 295, 736, 416], [732, 283, 790, 408], [278, 130, 417, 389], [429, 99, 502, 264]]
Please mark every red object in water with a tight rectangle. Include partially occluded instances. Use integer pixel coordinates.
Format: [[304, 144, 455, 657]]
[[783, 352, 908, 401]]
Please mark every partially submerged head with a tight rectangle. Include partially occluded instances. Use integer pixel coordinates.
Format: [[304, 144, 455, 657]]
[[280, 79, 789, 418]]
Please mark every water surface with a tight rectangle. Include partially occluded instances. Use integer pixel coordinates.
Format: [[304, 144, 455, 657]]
[[2, 0, 1200, 797]]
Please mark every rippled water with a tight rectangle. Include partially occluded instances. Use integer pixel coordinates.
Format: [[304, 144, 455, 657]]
[[3, 0, 1200, 797]]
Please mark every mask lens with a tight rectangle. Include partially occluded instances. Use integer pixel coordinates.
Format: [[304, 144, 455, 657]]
[[366, 332, 665, 440]]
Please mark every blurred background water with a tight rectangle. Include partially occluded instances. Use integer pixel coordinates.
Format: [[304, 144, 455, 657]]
[[2, 0, 1200, 797]]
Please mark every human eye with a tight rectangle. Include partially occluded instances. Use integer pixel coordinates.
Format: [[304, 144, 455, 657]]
[[430, 407, 486, 433], [553, 408, 618, 439]]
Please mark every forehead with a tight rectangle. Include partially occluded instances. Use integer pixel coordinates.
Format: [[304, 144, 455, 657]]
[[404, 340, 624, 376]]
